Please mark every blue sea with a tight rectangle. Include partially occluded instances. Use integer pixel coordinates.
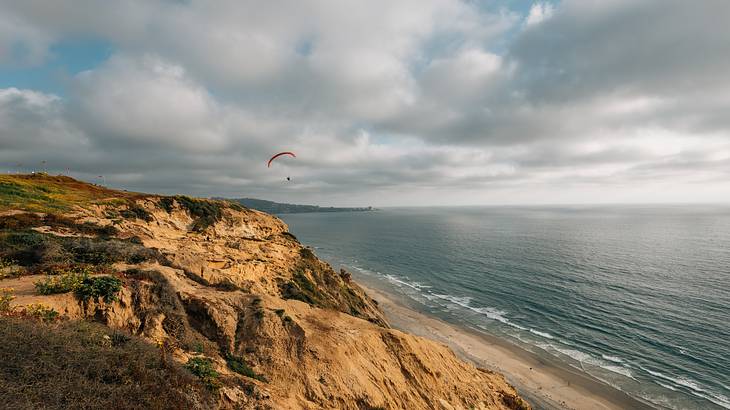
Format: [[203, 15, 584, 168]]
[[280, 206, 730, 409]]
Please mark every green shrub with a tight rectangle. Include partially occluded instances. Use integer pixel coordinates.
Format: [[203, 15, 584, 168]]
[[23, 304, 59, 322], [35, 271, 87, 295], [501, 392, 531, 410], [120, 203, 153, 222], [158, 197, 175, 213], [225, 354, 267, 382], [0, 288, 15, 312], [279, 271, 325, 306], [274, 309, 285, 317], [173, 196, 225, 232], [75, 276, 123, 303], [0, 257, 21, 279], [300, 247, 316, 259], [0, 231, 164, 270], [185, 357, 221, 390]]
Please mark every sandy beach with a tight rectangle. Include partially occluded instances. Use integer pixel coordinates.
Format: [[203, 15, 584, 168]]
[[359, 283, 656, 410]]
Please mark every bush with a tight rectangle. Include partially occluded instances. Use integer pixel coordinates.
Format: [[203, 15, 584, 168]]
[[185, 357, 221, 390], [0, 231, 164, 270], [0, 288, 15, 312], [0, 213, 118, 237], [0, 257, 21, 279], [158, 197, 175, 213], [173, 196, 225, 232], [501, 392, 531, 410], [119, 202, 153, 222], [23, 304, 59, 322], [225, 354, 267, 382], [35, 272, 87, 295], [75, 276, 123, 303]]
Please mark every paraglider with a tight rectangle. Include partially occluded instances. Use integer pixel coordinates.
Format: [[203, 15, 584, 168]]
[[268, 151, 296, 182], [267, 152, 296, 167]]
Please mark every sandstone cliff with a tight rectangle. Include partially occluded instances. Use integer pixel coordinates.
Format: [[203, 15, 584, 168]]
[[0, 174, 529, 410]]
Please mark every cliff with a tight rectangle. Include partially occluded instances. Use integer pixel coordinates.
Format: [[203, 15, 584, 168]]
[[0, 174, 529, 410]]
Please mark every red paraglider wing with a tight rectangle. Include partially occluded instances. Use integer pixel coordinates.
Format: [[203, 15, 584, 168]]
[[267, 151, 296, 167]]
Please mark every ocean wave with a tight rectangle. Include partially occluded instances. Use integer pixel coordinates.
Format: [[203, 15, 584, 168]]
[[600, 364, 635, 379], [640, 366, 730, 409], [655, 381, 678, 391], [546, 345, 636, 379], [601, 354, 624, 363], [432, 293, 474, 307], [382, 274, 429, 291], [552, 346, 598, 364], [529, 329, 554, 339]]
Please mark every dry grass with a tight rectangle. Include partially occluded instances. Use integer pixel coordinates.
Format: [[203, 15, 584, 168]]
[[0, 317, 216, 410], [0, 174, 140, 213]]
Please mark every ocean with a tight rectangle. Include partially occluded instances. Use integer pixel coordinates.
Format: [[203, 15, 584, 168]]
[[280, 206, 730, 409]]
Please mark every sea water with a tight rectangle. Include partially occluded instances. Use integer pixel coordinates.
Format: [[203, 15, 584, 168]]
[[280, 206, 730, 409]]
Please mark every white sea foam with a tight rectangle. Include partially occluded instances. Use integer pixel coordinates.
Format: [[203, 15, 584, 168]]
[[510, 323, 528, 331], [601, 354, 624, 363], [383, 274, 427, 291], [600, 364, 634, 379], [529, 329, 554, 339], [640, 366, 730, 409], [552, 346, 597, 364], [433, 293, 474, 307], [655, 381, 678, 391]]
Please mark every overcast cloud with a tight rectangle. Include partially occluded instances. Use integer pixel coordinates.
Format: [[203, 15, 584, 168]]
[[1, 0, 729, 206]]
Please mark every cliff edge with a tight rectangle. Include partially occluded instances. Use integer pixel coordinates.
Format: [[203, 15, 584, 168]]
[[0, 174, 529, 410]]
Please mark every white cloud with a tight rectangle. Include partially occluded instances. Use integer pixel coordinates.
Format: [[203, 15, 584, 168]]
[[525, 2, 554, 26], [70, 54, 228, 152], [0, 0, 729, 205]]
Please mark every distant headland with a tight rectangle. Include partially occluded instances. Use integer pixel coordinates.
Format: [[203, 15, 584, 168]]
[[219, 197, 375, 214]]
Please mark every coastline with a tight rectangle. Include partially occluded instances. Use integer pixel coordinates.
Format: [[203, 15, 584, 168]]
[[359, 282, 656, 410]]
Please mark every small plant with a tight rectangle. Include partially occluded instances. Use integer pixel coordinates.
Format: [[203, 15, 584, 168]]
[[110, 331, 131, 346], [185, 357, 221, 390], [283, 315, 293, 324], [500, 392, 530, 410], [24, 304, 59, 322], [75, 276, 123, 303], [35, 271, 87, 295], [0, 258, 21, 279], [225, 354, 267, 382], [158, 197, 175, 213], [40, 264, 95, 277], [120, 202, 153, 222], [274, 309, 285, 317], [0, 287, 15, 312]]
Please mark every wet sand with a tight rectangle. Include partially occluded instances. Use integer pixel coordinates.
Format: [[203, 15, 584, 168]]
[[360, 283, 656, 410]]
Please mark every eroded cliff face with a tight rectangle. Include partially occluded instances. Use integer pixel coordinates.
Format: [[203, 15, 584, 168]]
[[1, 176, 528, 410]]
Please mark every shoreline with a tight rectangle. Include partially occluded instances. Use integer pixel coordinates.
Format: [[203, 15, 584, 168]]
[[358, 282, 656, 410]]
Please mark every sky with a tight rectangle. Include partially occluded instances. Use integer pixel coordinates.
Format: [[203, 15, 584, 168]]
[[1, 0, 729, 207]]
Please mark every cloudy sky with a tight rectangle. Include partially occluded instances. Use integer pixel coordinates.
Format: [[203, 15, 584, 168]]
[[1, 1, 729, 206]]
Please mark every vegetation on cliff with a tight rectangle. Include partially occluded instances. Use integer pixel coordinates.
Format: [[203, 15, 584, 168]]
[[0, 316, 214, 410]]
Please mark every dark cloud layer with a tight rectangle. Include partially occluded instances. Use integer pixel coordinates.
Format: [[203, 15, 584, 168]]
[[1, 0, 729, 205]]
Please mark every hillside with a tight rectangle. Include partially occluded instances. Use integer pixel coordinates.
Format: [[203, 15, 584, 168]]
[[0, 174, 529, 410], [221, 198, 374, 214]]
